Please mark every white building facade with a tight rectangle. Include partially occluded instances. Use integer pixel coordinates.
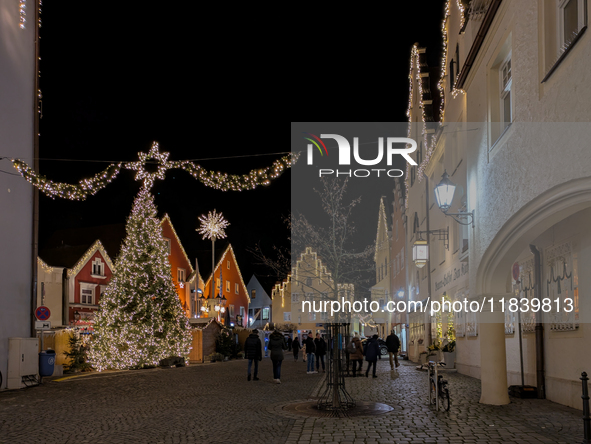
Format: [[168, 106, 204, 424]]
[[406, 0, 591, 408], [0, 1, 38, 389]]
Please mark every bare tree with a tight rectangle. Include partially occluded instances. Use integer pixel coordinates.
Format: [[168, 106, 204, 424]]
[[291, 177, 375, 314], [247, 213, 291, 282]]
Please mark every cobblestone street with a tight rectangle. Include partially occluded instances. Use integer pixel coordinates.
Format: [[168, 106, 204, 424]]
[[0, 358, 585, 444]]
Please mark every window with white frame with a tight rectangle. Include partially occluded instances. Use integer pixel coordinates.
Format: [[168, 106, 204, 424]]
[[178, 268, 185, 283], [291, 293, 300, 303], [164, 238, 171, 254], [559, 0, 586, 47], [500, 56, 512, 132], [262, 307, 270, 320], [251, 289, 256, 299], [226, 280, 230, 292], [79, 283, 96, 305], [235, 283, 239, 294], [227, 260, 230, 269], [488, 34, 512, 147], [91, 258, 104, 276], [306, 277, 312, 286], [309, 311, 316, 321], [284, 312, 291, 321], [240, 306, 245, 318]]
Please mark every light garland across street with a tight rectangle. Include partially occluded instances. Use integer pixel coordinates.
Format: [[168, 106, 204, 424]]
[[11, 141, 296, 200]]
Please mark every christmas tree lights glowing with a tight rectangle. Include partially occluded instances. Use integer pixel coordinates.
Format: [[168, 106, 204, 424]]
[[10, 141, 295, 199], [89, 188, 192, 371]]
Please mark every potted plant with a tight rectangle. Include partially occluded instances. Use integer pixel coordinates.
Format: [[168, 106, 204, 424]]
[[442, 340, 456, 369], [427, 341, 443, 362], [419, 351, 429, 365], [208, 353, 217, 363], [237, 351, 245, 359]]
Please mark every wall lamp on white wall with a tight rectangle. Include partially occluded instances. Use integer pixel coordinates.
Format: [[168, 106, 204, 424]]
[[434, 171, 475, 227]]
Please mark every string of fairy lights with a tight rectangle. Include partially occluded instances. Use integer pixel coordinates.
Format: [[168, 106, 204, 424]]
[[10, 141, 296, 199], [18, 0, 41, 30], [404, 0, 468, 207]]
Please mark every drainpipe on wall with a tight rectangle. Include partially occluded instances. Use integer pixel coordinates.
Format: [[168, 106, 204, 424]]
[[529, 244, 546, 399], [62, 268, 69, 327], [30, 3, 41, 337], [424, 173, 432, 346]]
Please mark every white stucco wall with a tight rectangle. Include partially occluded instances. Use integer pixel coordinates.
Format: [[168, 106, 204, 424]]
[[418, 1, 591, 406], [0, 1, 35, 389]]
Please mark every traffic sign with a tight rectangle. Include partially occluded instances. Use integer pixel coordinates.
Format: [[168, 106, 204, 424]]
[[35, 306, 51, 321], [35, 320, 51, 330]]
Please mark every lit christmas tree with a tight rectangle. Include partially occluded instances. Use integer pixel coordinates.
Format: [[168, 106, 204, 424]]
[[89, 188, 192, 370]]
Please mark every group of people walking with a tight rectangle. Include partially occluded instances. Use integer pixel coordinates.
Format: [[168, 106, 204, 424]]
[[289, 331, 326, 374], [244, 328, 400, 383], [349, 330, 401, 378], [243, 329, 327, 383]]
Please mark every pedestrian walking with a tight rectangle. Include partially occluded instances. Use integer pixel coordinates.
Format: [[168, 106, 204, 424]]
[[386, 329, 401, 370], [292, 337, 301, 361], [364, 334, 381, 378], [244, 328, 262, 381], [349, 333, 364, 377], [267, 329, 287, 384], [286, 336, 293, 352], [314, 333, 326, 372], [304, 331, 316, 374]]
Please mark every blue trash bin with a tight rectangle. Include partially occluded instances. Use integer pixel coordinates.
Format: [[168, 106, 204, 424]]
[[39, 350, 56, 377]]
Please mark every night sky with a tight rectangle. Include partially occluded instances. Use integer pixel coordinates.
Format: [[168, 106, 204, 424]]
[[36, 2, 446, 291]]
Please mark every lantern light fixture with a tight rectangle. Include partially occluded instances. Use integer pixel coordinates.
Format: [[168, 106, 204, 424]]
[[412, 238, 429, 269], [434, 171, 474, 227]]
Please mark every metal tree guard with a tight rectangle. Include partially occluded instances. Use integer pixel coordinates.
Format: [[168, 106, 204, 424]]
[[317, 323, 356, 415]]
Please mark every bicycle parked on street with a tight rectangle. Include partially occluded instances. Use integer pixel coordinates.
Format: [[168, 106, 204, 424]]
[[427, 360, 451, 411]]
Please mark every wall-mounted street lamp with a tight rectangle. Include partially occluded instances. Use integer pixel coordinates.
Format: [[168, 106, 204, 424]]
[[434, 171, 474, 227], [412, 238, 429, 269]]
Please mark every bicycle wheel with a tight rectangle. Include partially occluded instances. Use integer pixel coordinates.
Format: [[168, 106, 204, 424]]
[[429, 379, 437, 405], [440, 388, 451, 411]]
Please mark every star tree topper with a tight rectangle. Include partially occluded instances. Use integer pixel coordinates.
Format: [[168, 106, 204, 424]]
[[127, 142, 173, 190]]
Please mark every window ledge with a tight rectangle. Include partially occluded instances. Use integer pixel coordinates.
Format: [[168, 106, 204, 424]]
[[90, 274, 107, 279], [489, 122, 513, 155], [541, 26, 587, 83]]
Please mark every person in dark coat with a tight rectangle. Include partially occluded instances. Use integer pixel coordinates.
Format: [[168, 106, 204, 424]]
[[244, 329, 262, 381], [364, 334, 381, 378], [349, 334, 364, 377], [304, 332, 316, 374], [314, 333, 326, 372], [386, 329, 401, 370], [286, 336, 293, 351], [292, 337, 301, 361], [267, 330, 287, 383]]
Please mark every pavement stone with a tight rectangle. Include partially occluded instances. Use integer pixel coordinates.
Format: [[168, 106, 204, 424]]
[[0, 358, 585, 443]]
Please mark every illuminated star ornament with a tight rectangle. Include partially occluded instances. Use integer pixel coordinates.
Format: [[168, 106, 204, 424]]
[[126, 142, 173, 190], [10, 142, 295, 199], [198, 210, 229, 241]]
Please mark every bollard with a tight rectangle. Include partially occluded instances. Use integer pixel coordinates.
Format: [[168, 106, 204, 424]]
[[582, 372, 591, 444]]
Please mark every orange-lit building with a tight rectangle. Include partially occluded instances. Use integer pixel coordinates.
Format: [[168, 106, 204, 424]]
[[160, 215, 198, 318], [203, 244, 249, 328]]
